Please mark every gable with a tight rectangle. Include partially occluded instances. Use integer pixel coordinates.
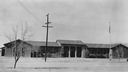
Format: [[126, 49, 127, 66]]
[[112, 44, 128, 49]]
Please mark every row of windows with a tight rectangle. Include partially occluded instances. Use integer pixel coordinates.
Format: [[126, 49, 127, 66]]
[[89, 48, 109, 54]]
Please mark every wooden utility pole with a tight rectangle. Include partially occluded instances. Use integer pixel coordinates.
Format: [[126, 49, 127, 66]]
[[43, 13, 53, 62]]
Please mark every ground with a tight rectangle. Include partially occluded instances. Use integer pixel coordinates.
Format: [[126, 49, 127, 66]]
[[0, 57, 128, 72]]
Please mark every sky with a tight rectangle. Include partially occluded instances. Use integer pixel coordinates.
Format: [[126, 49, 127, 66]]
[[0, 0, 128, 47]]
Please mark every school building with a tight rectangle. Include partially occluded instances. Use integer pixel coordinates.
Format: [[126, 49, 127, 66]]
[[1, 39, 128, 58]]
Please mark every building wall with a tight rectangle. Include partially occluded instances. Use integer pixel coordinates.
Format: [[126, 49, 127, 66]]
[[4, 42, 32, 57], [5, 47, 13, 57], [112, 45, 128, 58], [24, 49, 31, 57], [19, 42, 32, 57], [123, 47, 128, 58]]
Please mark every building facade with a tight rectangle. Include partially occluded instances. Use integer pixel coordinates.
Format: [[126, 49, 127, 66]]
[[26, 41, 61, 58], [2, 39, 128, 58], [4, 40, 32, 57], [56, 40, 87, 58], [85, 44, 110, 58], [111, 44, 128, 58]]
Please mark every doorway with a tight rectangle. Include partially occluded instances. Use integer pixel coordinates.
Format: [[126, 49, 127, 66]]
[[77, 47, 82, 57]]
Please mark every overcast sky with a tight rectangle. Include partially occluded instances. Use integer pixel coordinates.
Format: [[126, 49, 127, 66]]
[[0, 0, 128, 47]]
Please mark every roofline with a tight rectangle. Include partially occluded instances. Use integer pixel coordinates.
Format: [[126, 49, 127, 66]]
[[40, 46, 61, 47], [3, 39, 128, 48], [56, 39, 83, 42], [26, 41, 61, 47], [60, 44, 85, 46]]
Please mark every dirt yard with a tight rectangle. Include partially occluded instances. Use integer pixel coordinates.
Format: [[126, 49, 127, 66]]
[[0, 57, 128, 72]]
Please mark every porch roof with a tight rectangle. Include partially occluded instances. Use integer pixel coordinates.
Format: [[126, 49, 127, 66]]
[[85, 43, 120, 48]]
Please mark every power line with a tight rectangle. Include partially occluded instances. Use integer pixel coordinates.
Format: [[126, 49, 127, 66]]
[[17, 0, 43, 24]]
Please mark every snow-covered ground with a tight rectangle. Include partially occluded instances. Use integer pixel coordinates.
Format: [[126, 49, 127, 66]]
[[0, 57, 128, 72]]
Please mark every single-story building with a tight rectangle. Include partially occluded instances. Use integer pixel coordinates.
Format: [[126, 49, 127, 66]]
[[2, 39, 128, 58]]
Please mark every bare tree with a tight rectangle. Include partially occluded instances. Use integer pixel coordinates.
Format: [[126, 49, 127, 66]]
[[21, 21, 34, 40], [3, 21, 34, 69]]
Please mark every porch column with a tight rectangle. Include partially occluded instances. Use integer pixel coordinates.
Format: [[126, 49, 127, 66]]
[[60, 46, 64, 58], [36, 52, 37, 58], [102, 49, 103, 54], [97, 49, 98, 54], [122, 47, 124, 58], [81, 47, 85, 58], [68, 46, 70, 57], [75, 46, 77, 58]]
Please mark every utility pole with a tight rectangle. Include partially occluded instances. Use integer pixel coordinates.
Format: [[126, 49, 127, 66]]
[[43, 13, 53, 62]]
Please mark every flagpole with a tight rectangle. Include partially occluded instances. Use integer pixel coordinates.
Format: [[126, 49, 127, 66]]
[[109, 21, 112, 61]]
